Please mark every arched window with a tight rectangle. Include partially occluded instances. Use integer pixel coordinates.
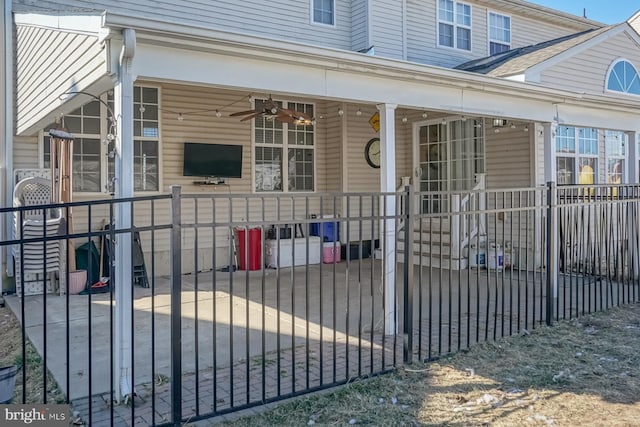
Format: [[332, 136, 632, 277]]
[[607, 60, 640, 95]]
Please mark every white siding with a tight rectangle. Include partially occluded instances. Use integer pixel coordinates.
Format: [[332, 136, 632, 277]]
[[539, 32, 640, 96], [15, 0, 354, 51], [370, 0, 404, 60]]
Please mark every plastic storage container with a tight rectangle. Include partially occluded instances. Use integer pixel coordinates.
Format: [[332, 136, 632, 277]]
[[236, 227, 262, 271], [488, 242, 504, 270], [322, 242, 341, 264], [469, 241, 486, 268], [265, 237, 321, 268]]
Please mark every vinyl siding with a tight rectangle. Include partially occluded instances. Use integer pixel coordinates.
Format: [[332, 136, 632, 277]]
[[406, 0, 582, 68], [484, 124, 540, 261], [351, 0, 369, 52], [485, 123, 532, 189], [14, 0, 353, 51], [539, 32, 640, 96], [370, 0, 404, 59], [15, 25, 107, 134]]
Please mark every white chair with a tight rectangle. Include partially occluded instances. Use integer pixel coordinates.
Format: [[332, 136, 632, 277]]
[[12, 177, 66, 296]]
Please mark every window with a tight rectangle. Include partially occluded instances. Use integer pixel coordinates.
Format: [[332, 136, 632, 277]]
[[489, 12, 511, 55], [555, 126, 598, 185], [108, 87, 160, 192], [254, 99, 315, 192], [438, 0, 472, 51], [605, 130, 626, 184], [312, 0, 334, 26], [607, 60, 640, 95], [43, 86, 160, 193]]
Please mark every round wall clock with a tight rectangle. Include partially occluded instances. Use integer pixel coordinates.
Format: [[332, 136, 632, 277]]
[[364, 137, 381, 168]]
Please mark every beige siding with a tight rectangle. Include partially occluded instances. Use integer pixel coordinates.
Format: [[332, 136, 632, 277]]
[[13, 136, 39, 170], [406, 0, 583, 68], [539, 32, 640, 96], [15, 25, 107, 134], [485, 123, 533, 189]]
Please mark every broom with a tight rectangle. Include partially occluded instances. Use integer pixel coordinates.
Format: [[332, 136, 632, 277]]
[[91, 219, 110, 290]]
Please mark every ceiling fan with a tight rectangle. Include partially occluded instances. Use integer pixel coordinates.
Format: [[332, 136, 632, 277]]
[[230, 96, 314, 125]]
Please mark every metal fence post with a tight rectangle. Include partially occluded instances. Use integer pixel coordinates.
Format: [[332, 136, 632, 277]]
[[170, 185, 182, 425], [403, 185, 413, 363], [546, 181, 556, 326]]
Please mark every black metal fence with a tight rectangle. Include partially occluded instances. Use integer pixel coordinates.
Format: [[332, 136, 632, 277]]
[[1, 183, 639, 426]]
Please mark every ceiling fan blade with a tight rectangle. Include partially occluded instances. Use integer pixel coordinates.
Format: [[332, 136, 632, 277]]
[[292, 110, 312, 121], [239, 112, 264, 122], [230, 109, 259, 117], [276, 114, 295, 123]]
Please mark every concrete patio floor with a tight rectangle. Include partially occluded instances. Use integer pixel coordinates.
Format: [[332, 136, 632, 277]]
[[6, 257, 628, 426]]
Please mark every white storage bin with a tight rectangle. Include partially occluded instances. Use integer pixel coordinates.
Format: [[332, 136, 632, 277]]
[[265, 237, 321, 268]]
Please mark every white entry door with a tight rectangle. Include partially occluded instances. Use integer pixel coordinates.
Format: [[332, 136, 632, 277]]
[[414, 118, 485, 214]]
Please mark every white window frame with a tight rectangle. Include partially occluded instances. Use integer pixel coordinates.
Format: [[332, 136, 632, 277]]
[[605, 58, 640, 96], [40, 85, 162, 195], [252, 98, 316, 193], [555, 126, 599, 185], [605, 130, 627, 184], [437, 0, 472, 52], [310, 0, 336, 27], [487, 11, 511, 55]]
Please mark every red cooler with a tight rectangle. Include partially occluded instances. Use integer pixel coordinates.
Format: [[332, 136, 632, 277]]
[[236, 227, 262, 271]]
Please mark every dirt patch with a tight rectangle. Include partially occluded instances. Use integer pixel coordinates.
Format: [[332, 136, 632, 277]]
[[0, 303, 65, 404], [222, 303, 640, 426]]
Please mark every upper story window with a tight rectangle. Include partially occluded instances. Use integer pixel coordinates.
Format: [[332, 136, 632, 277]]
[[607, 60, 640, 95], [312, 0, 335, 26], [438, 0, 471, 51], [489, 12, 511, 55], [254, 99, 315, 192], [43, 86, 160, 193]]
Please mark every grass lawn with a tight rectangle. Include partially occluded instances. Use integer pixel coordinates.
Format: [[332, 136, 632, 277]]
[[221, 303, 640, 426]]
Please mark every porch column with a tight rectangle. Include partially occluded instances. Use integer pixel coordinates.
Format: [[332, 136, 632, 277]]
[[543, 122, 558, 298], [113, 28, 136, 402], [377, 103, 397, 335]]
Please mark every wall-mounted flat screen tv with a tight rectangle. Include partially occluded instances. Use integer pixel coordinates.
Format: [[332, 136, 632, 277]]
[[183, 142, 243, 178]]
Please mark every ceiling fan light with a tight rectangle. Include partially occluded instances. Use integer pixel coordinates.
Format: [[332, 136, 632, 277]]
[[270, 107, 278, 114]]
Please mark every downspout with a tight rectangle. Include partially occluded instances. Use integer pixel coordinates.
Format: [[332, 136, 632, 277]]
[[114, 27, 136, 403], [2, 0, 13, 290]]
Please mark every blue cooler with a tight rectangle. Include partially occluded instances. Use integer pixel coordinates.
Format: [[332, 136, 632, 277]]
[[310, 217, 340, 242]]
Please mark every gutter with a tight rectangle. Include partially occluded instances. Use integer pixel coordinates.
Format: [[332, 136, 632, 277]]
[[3, 0, 13, 286]]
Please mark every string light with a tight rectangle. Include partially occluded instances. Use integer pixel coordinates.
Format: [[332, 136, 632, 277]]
[[164, 93, 253, 121], [338, 109, 344, 116], [421, 111, 428, 119], [401, 116, 408, 123], [356, 109, 362, 116]]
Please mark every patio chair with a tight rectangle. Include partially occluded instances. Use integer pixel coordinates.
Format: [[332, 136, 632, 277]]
[[12, 177, 66, 296]]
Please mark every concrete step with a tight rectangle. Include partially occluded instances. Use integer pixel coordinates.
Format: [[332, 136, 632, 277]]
[[396, 252, 467, 270], [397, 240, 452, 256], [399, 230, 452, 244]]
